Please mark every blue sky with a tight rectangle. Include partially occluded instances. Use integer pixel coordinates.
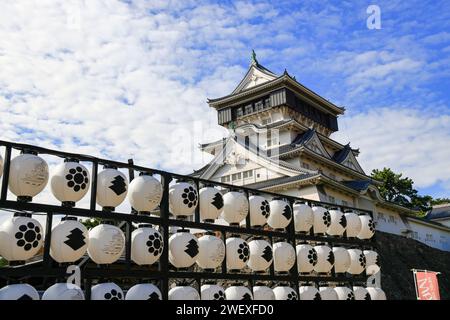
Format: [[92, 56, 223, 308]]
[[0, 0, 449, 199]]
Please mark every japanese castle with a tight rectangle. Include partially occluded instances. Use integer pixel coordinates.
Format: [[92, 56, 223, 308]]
[[193, 51, 450, 252]]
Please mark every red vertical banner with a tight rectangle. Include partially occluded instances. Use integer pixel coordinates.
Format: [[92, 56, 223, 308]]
[[413, 270, 441, 300]]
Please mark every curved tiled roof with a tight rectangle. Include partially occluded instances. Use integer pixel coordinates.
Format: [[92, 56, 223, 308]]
[[426, 204, 450, 220]]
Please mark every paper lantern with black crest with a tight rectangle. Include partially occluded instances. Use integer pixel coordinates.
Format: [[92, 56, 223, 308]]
[[87, 223, 125, 264], [332, 246, 351, 274], [169, 286, 200, 300], [125, 284, 162, 300], [296, 244, 317, 273], [364, 250, 380, 275], [0, 213, 43, 262], [42, 283, 85, 300], [201, 284, 226, 300], [0, 284, 40, 300], [50, 160, 90, 205], [327, 208, 346, 236], [96, 168, 128, 209], [319, 287, 338, 300], [8, 153, 49, 200], [169, 229, 199, 268], [50, 217, 89, 263], [299, 286, 321, 300], [347, 249, 366, 275], [313, 245, 334, 273], [273, 286, 298, 300], [253, 285, 275, 300], [358, 214, 375, 239], [131, 224, 163, 266], [334, 287, 355, 300], [127, 174, 162, 213], [226, 236, 249, 271], [169, 181, 198, 217], [366, 287, 386, 300], [268, 198, 292, 230], [312, 205, 330, 235], [222, 191, 248, 225], [353, 286, 371, 300], [343, 210, 361, 238], [196, 233, 225, 270], [293, 201, 313, 233], [247, 238, 273, 272], [273, 241, 295, 273], [91, 282, 123, 300], [249, 195, 270, 227], [199, 187, 223, 222], [225, 286, 253, 300]]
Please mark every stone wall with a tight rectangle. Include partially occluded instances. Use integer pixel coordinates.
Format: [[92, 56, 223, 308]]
[[377, 231, 450, 300]]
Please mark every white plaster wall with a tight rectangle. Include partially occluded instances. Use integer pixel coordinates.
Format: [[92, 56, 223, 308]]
[[407, 219, 450, 251]]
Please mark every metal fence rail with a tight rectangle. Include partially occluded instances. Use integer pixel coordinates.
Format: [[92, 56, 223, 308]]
[[0, 139, 376, 300]]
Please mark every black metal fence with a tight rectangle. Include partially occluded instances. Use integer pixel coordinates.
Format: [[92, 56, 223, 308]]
[[0, 139, 376, 299]]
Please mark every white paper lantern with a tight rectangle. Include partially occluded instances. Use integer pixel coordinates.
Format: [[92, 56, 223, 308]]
[[0, 284, 40, 300], [273, 241, 295, 272], [131, 224, 163, 265], [96, 168, 128, 209], [344, 210, 361, 238], [268, 198, 292, 230], [253, 285, 275, 300], [127, 174, 162, 213], [225, 286, 253, 300], [199, 187, 223, 222], [91, 282, 123, 300], [313, 245, 334, 273], [299, 286, 321, 300], [222, 191, 248, 225], [201, 284, 225, 300], [249, 195, 270, 227], [169, 229, 199, 268], [125, 283, 162, 300], [312, 206, 330, 235], [364, 250, 380, 275], [226, 237, 249, 271], [358, 214, 375, 239], [334, 287, 355, 300], [9, 153, 49, 200], [366, 287, 386, 300], [347, 249, 366, 275], [319, 287, 338, 300], [50, 161, 90, 205], [296, 244, 317, 273], [87, 223, 125, 264], [273, 286, 297, 300], [42, 283, 85, 300], [327, 208, 346, 236], [0, 214, 43, 262], [293, 201, 313, 233], [196, 233, 225, 270], [169, 181, 198, 217], [353, 286, 371, 300], [332, 246, 351, 274], [50, 217, 89, 263], [169, 286, 200, 300], [247, 238, 272, 272]]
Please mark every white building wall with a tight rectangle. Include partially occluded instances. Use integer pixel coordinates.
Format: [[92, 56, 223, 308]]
[[406, 219, 450, 251]]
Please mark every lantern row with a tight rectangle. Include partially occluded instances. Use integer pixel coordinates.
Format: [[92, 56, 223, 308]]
[[0, 282, 386, 300], [0, 215, 379, 276], [0, 153, 374, 239]]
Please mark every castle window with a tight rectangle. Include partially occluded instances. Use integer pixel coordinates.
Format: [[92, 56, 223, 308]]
[[232, 173, 242, 181], [302, 162, 310, 170], [426, 233, 433, 241], [236, 107, 244, 117], [255, 101, 263, 111], [264, 98, 270, 108], [221, 175, 230, 183], [243, 170, 253, 179], [388, 215, 396, 224], [244, 104, 253, 114], [341, 200, 348, 207], [328, 196, 335, 204]]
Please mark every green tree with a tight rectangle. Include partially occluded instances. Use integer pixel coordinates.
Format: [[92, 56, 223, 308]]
[[371, 167, 432, 214], [0, 257, 7, 268], [431, 198, 450, 205], [81, 217, 102, 229]]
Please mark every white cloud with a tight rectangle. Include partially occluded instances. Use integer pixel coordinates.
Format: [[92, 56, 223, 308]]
[[333, 108, 450, 191]]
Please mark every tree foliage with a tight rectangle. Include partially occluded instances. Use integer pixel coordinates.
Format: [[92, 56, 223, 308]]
[[371, 167, 432, 214], [81, 217, 102, 230], [431, 198, 450, 205]]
